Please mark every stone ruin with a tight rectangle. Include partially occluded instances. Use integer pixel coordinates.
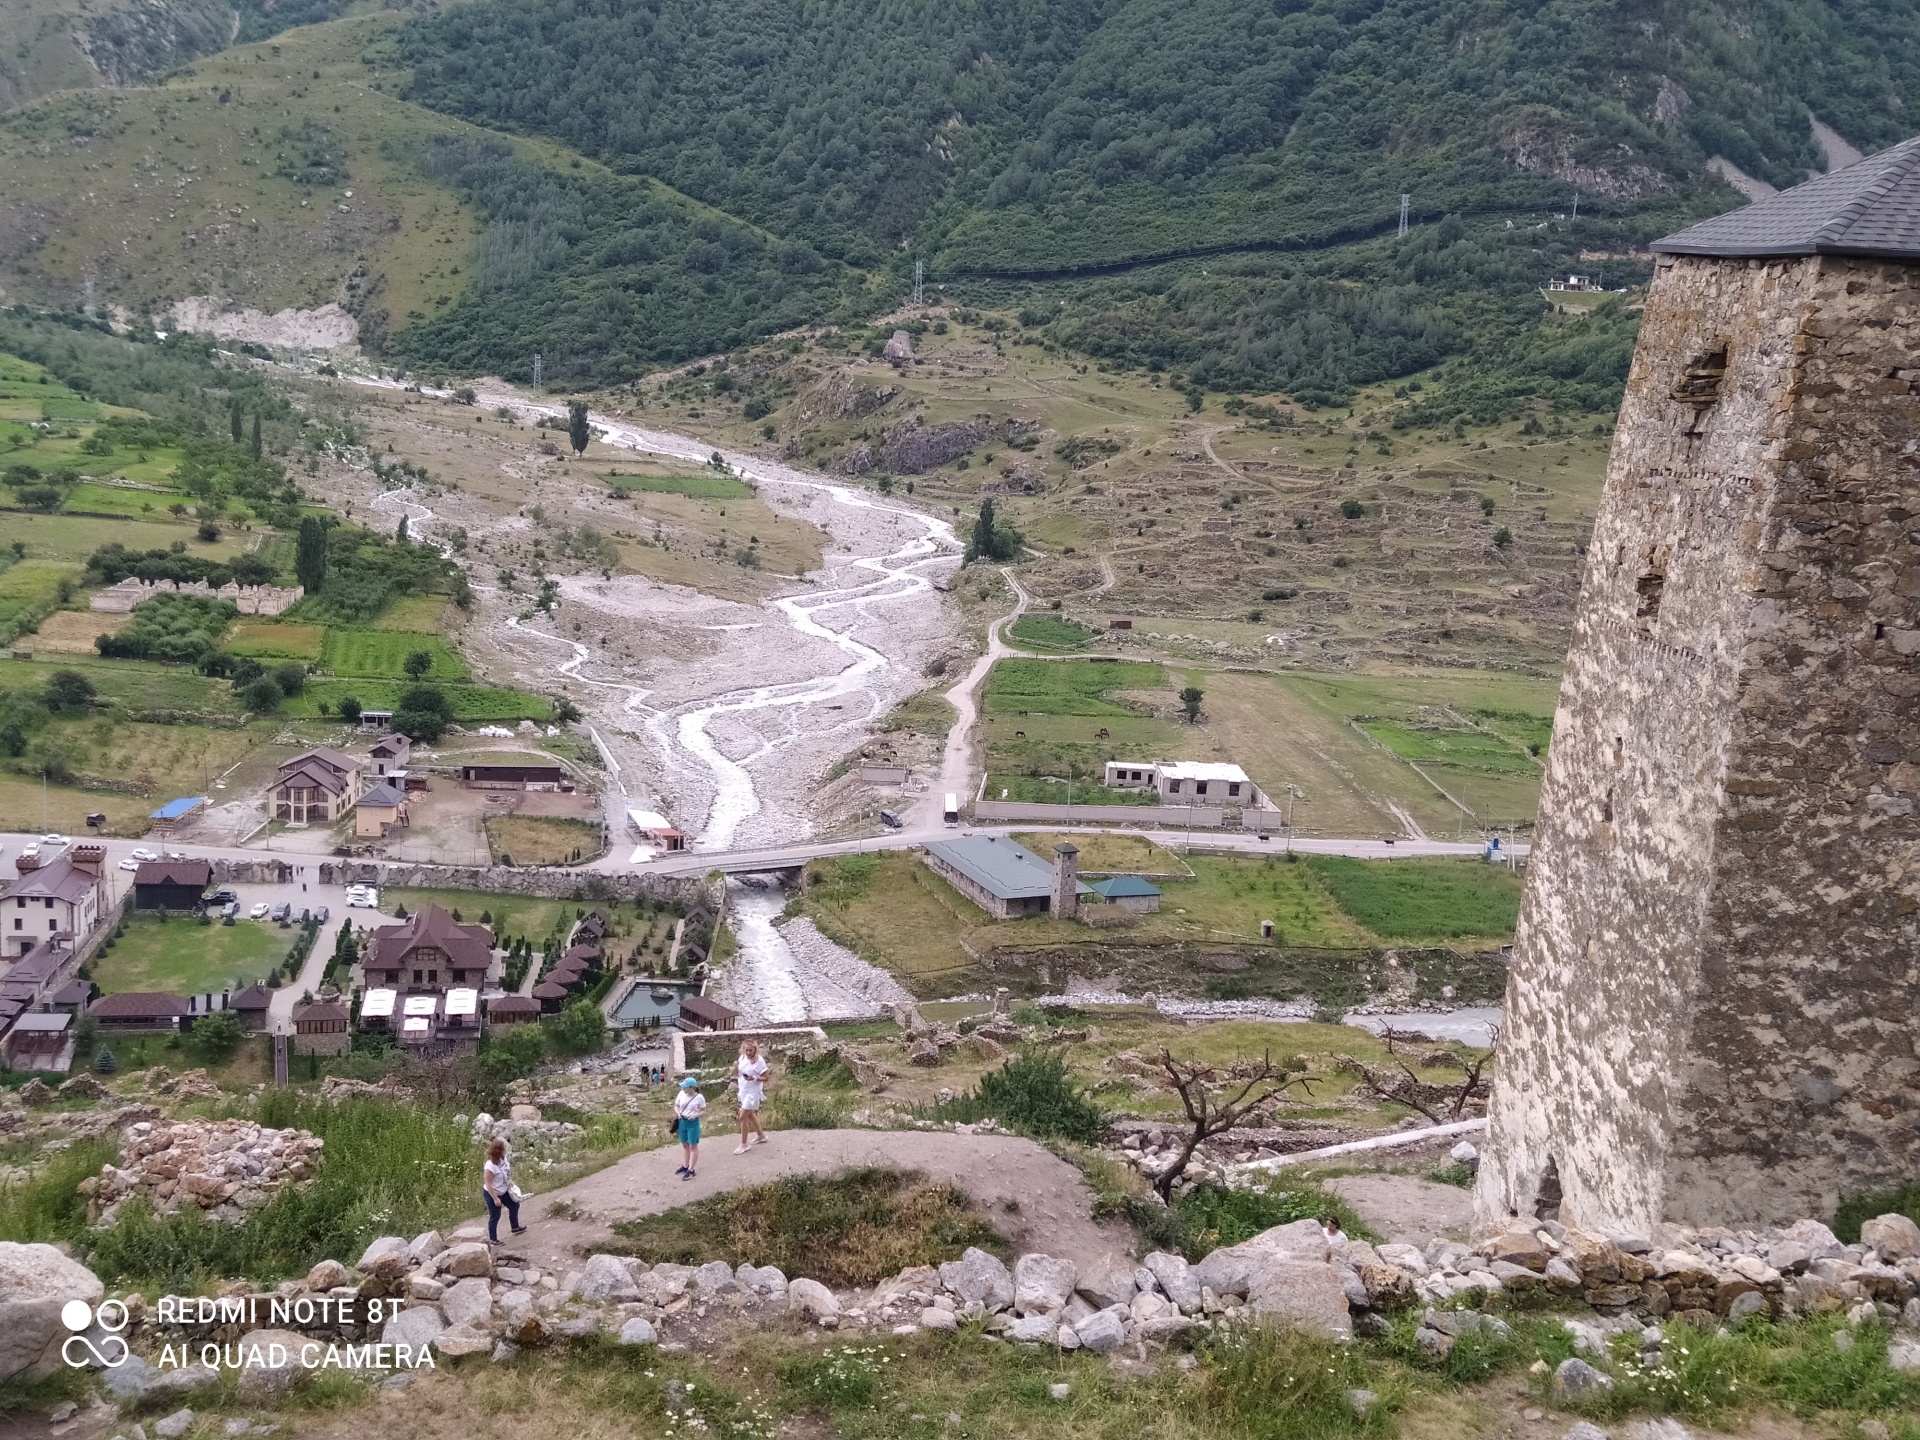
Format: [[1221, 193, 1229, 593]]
[[89, 576, 304, 615], [1483, 134, 1920, 1234], [80, 1118, 324, 1224]]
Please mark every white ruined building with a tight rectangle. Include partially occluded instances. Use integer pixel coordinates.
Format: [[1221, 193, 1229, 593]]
[[88, 577, 304, 616]]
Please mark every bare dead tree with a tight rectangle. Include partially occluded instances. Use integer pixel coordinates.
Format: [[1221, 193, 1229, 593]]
[[1345, 1025, 1498, 1124], [1153, 1048, 1314, 1200]]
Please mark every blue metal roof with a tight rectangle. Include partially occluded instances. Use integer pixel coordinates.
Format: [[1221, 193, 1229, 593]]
[[1089, 875, 1162, 898], [150, 797, 207, 820]]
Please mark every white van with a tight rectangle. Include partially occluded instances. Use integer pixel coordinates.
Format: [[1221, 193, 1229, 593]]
[[942, 793, 960, 826]]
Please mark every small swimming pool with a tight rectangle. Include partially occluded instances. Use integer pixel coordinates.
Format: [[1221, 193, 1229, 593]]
[[612, 981, 697, 1027]]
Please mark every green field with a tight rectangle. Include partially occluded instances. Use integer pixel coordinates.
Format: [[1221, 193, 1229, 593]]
[[987, 775, 1155, 805], [1304, 856, 1523, 941], [1357, 720, 1537, 773], [1009, 615, 1096, 649], [8, 511, 249, 563], [93, 913, 300, 995], [369, 595, 450, 631], [0, 656, 242, 714], [321, 628, 469, 680], [982, 658, 1166, 717], [59, 481, 192, 519], [605, 470, 754, 499], [290, 678, 550, 722], [1473, 708, 1553, 757], [226, 620, 326, 661]]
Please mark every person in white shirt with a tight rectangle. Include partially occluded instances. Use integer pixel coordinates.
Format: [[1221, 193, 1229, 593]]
[[674, 1076, 707, 1180], [482, 1139, 526, 1242], [733, 1041, 769, 1154]]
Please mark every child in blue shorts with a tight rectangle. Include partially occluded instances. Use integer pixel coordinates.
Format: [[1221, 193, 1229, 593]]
[[674, 1076, 707, 1179]]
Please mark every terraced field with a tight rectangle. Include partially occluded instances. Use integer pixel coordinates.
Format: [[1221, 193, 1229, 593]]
[[320, 627, 468, 680]]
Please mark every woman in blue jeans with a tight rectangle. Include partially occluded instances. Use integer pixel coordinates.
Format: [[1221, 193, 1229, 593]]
[[482, 1138, 526, 1242]]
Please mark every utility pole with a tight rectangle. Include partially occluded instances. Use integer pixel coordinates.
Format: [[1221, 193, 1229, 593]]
[[531, 353, 543, 388], [1398, 194, 1410, 238], [912, 260, 924, 309]]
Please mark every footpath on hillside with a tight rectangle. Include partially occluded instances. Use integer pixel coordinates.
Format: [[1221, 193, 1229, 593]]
[[471, 1128, 1133, 1275]]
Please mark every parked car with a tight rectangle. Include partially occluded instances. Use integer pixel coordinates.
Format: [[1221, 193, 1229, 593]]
[[249, 902, 270, 919], [118, 859, 140, 873], [210, 889, 238, 907], [346, 886, 379, 908], [220, 901, 238, 921], [20, 844, 38, 859], [270, 902, 292, 925], [165, 851, 186, 861], [130, 847, 159, 862], [313, 906, 330, 924], [879, 809, 904, 829], [41, 834, 66, 847], [295, 908, 310, 926]]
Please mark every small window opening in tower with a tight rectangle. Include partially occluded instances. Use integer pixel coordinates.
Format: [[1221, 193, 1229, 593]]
[[1635, 544, 1670, 619], [1533, 1154, 1564, 1222], [1671, 343, 1729, 406]]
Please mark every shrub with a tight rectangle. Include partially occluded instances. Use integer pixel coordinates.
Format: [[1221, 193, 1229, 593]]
[[544, 998, 606, 1056], [1339, 498, 1366, 519], [187, 1011, 244, 1065], [930, 1050, 1105, 1143], [611, 1168, 1003, 1287]]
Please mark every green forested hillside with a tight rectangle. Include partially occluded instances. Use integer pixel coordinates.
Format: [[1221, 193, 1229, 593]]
[[400, 0, 1920, 276], [5, 0, 1918, 410], [385, 0, 1920, 404]]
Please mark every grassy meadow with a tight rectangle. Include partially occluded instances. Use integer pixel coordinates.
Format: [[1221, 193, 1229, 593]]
[[93, 913, 300, 995]]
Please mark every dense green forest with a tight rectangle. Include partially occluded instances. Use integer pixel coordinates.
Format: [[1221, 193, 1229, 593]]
[[383, 138, 854, 385], [385, 0, 1920, 404]]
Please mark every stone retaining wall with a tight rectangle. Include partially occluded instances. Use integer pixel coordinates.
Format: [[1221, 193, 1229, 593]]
[[314, 861, 713, 907]]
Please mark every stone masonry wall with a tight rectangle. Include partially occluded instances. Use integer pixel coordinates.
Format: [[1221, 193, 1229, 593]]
[[1670, 255, 1920, 1222], [1478, 252, 1911, 1235]]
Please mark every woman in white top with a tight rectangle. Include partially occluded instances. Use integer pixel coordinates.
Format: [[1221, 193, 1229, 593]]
[[733, 1041, 769, 1154], [482, 1138, 526, 1242]]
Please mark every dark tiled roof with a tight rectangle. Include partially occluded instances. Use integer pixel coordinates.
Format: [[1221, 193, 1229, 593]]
[[488, 996, 541, 1014], [50, 980, 93, 1006], [295, 1000, 349, 1025], [133, 860, 212, 888], [368, 905, 493, 971], [230, 984, 272, 1011], [90, 991, 190, 1018], [3, 857, 98, 905], [277, 761, 351, 796], [680, 994, 739, 1023], [1653, 135, 1920, 260], [531, 981, 570, 999], [360, 782, 406, 808]]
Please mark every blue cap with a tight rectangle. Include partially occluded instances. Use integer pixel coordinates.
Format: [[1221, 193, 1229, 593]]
[[678, 1076, 699, 1088]]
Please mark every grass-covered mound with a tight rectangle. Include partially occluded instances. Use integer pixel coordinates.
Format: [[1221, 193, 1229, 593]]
[[610, 1167, 1005, 1288]]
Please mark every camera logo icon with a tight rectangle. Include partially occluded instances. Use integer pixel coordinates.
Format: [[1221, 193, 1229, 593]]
[[61, 1298, 131, 1369]]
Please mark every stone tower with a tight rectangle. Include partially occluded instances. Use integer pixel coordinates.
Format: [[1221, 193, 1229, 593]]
[[1050, 843, 1080, 921], [1480, 137, 1920, 1236]]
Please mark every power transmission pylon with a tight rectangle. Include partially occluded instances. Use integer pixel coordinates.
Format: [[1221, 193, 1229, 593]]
[[532, 353, 543, 387], [1398, 194, 1411, 238], [912, 260, 924, 308]]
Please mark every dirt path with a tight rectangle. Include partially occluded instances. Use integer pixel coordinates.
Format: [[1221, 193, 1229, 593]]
[[482, 1128, 1135, 1277], [923, 566, 1028, 827]]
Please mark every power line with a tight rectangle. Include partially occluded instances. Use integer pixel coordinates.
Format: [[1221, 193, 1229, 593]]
[[1398, 193, 1410, 238]]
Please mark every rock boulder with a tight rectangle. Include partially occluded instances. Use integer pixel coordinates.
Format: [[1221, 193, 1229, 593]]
[[0, 1242, 104, 1383]]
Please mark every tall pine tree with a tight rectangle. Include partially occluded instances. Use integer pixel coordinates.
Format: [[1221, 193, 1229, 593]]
[[294, 515, 328, 592], [568, 400, 590, 456], [229, 397, 243, 444], [249, 413, 262, 459]]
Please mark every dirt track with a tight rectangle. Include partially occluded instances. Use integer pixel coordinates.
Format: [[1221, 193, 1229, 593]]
[[471, 1128, 1136, 1276]]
